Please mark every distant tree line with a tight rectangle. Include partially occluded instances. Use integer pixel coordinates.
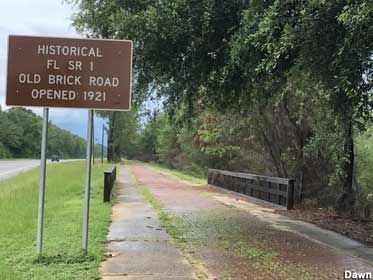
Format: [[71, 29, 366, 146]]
[[0, 106, 87, 159], [73, 0, 372, 214]]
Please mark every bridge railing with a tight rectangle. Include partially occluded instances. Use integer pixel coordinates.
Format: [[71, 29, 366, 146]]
[[208, 169, 295, 210], [104, 166, 117, 202]]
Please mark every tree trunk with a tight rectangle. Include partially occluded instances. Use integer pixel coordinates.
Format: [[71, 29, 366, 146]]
[[282, 96, 306, 203], [256, 110, 288, 178], [107, 112, 116, 162], [336, 119, 355, 214]]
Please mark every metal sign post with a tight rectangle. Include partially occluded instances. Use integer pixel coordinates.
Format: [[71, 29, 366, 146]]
[[101, 124, 105, 164], [36, 107, 49, 254], [92, 112, 95, 165], [82, 109, 93, 251]]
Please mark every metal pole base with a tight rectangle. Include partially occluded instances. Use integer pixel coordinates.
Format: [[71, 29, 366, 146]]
[[82, 109, 93, 251], [36, 108, 49, 254]]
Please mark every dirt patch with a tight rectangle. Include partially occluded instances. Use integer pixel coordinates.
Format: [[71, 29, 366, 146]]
[[276, 208, 373, 246]]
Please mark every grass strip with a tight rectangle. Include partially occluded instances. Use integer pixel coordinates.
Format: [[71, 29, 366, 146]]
[[0, 161, 112, 280], [138, 186, 186, 245]]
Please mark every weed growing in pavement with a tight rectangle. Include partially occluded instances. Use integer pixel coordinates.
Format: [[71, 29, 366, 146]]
[[221, 272, 233, 280], [221, 240, 277, 259], [252, 261, 324, 280]]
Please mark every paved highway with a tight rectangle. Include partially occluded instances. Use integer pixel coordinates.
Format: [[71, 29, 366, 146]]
[[0, 159, 80, 181]]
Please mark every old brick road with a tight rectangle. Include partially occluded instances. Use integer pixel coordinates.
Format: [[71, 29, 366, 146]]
[[101, 163, 373, 280]]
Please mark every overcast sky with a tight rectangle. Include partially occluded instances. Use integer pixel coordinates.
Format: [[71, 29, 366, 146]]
[[0, 0, 106, 142]]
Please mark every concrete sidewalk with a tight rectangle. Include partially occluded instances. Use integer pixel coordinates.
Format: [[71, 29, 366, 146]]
[[100, 166, 194, 280]]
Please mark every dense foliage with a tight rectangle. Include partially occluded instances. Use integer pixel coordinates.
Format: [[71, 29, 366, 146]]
[[0, 107, 86, 159], [72, 0, 373, 213]]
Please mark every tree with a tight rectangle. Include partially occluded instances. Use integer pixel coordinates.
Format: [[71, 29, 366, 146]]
[[71, 0, 246, 109], [96, 109, 139, 162], [0, 108, 23, 156], [225, 0, 373, 210], [6, 108, 41, 157], [0, 107, 86, 159], [72, 0, 373, 211], [154, 113, 180, 166]]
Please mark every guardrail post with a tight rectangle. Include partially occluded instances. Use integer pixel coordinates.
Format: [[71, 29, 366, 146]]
[[104, 166, 117, 202], [104, 171, 111, 202], [286, 179, 295, 210], [207, 169, 212, 185]]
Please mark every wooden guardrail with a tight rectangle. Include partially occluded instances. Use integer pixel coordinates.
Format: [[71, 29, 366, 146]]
[[103, 166, 117, 202], [208, 169, 295, 210]]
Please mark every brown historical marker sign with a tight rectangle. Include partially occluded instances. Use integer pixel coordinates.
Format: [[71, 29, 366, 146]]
[[6, 35, 132, 110]]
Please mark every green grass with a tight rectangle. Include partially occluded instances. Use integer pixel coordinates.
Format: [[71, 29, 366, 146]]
[[139, 186, 162, 211], [140, 161, 207, 185], [221, 240, 277, 259], [0, 161, 113, 280], [220, 272, 233, 280]]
